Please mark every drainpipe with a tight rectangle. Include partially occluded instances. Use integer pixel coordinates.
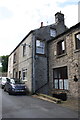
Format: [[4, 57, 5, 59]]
[[32, 34, 36, 94]]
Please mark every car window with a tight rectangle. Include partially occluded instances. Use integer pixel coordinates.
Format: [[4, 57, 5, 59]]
[[15, 80, 24, 84], [9, 78, 25, 84]]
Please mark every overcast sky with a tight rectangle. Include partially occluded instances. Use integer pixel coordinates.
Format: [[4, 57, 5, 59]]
[[0, 0, 79, 56]]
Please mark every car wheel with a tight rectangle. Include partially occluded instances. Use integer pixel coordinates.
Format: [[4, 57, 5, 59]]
[[8, 91, 12, 95], [8, 89, 12, 95]]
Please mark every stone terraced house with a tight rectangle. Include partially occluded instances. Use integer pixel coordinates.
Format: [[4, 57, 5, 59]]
[[8, 12, 68, 94], [48, 22, 80, 98], [8, 12, 80, 98]]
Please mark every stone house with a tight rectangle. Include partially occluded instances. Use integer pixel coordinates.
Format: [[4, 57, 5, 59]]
[[48, 22, 80, 98], [8, 12, 67, 94]]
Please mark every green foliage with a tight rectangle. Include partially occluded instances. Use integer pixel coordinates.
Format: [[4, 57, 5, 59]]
[[0, 55, 9, 72], [0, 67, 2, 72]]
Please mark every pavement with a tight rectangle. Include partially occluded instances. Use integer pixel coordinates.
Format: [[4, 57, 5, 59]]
[[59, 98, 79, 112]]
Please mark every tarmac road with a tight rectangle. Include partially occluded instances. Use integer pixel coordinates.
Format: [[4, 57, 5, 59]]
[[1, 88, 79, 119]]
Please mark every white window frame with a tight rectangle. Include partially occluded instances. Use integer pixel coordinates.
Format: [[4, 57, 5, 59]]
[[75, 32, 80, 50], [50, 29, 56, 37], [64, 79, 68, 90], [22, 69, 27, 81], [53, 66, 68, 90], [57, 40, 65, 55], [36, 40, 45, 54]]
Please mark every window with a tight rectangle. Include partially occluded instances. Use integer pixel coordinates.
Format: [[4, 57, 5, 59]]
[[22, 69, 27, 80], [57, 40, 65, 55], [13, 53, 16, 63], [19, 71, 21, 79], [13, 69, 15, 78], [36, 40, 45, 54], [16, 72, 18, 79], [75, 32, 80, 49], [50, 29, 56, 37], [53, 66, 68, 90], [23, 44, 26, 56]]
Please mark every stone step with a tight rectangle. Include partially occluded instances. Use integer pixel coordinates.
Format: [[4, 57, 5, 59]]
[[36, 93, 62, 104]]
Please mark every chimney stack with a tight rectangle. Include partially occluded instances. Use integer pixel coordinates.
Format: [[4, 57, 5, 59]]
[[55, 12, 64, 24]]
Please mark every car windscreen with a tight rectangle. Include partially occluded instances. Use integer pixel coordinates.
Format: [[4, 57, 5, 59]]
[[2, 78, 9, 82], [10, 79, 25, 84]]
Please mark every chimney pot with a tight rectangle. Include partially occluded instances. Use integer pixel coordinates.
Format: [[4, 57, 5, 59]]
[[41, 22, 43, 27]]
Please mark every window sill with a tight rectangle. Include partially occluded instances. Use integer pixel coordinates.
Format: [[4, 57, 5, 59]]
[[74, 49, 80, 53], [56, 53, 67, 58], [52, 89, 69, 94], [50, 36, 56, 38], [35, 53, 46, 57], [22, 80, 27, 82]]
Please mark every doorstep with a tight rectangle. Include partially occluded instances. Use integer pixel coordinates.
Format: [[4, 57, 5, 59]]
[[32, 93, 62, 104]]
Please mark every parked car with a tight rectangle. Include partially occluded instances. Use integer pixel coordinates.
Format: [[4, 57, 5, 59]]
[[0, 77, 10, 89], [4, 78, 28, 95]]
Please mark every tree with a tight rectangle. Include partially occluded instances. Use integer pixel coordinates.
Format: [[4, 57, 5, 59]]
[[0, 55, 9, 72]]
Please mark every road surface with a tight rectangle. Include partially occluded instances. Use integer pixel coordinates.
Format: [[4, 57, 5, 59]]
[[1, 88, 79, 119]]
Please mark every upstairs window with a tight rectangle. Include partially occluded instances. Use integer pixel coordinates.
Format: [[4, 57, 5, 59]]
[[23, 44, 26, 56], [50, 29, 56, 37], [75, 32, 80, 49], [57, 40, 65, 55], [13, 53, 16, 63], [13, 68, 15, 78], [36, 40, 45, 54]]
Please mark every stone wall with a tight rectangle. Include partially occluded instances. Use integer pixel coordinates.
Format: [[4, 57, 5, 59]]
[[8, 33, 33, 93], [48, 27, 80, 98], [18, 33, 33, 92]]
